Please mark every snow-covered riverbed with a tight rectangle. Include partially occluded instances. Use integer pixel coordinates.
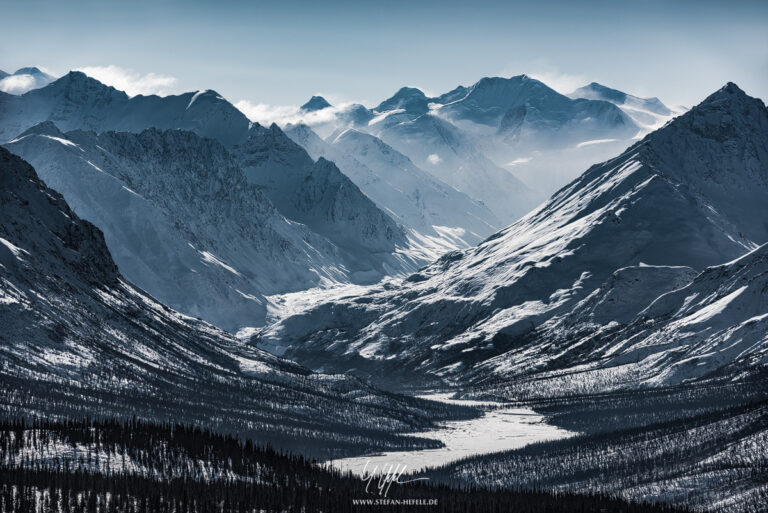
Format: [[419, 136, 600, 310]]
[[328, 393, 575, 475]]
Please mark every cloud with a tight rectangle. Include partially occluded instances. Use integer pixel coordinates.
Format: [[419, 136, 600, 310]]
[[507, 157, 532, 166], [75, 65, 179, 97], [426, 154, 443, 165], [235, 99, 353, 127], [528, 70, 589, 95], [0, 74, 38, 94]]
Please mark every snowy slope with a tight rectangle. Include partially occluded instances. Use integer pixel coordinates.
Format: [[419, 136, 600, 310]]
[[5, 123, 393, 331], [256, 83, 768, 387], [473, 242, 768, 396], [0, 145, 473, 456], [0, 66, 56, 95], [285, 123, 501, 251]]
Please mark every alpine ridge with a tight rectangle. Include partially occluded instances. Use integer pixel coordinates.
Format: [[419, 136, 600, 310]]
[[257, 83, 768, 389]]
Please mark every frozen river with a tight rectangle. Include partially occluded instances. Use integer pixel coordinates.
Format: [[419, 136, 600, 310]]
[[328, 392, 575, 475]]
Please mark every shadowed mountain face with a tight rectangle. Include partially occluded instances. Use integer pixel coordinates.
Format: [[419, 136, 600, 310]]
[[257, 83, 768, 390], [301, 95, 332, 111], [0, 145, 476, 457], [232, 123, 408, 260]]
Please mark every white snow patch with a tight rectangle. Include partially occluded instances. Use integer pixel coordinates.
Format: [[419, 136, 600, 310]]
[[329, 393, 575, 475], [0, 237, 28, 260], [576, 138, 617, 148], [41, 135, 81, 149], [368, 109, 405, 126], [676, 286, 747, 327], [199, 251, 241, 276]]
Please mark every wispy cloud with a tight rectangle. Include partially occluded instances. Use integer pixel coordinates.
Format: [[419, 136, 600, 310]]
[[235, 99, 352, 127], [528, 69, 589, 95], [75, 65, 179, 97], [0, 75, 38, 94], [426, 153, 443, 165]]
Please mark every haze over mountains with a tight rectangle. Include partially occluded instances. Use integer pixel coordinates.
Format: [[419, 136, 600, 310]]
[[284, 122, 501, 251], [257, 83, 768, 391], [275, 74, 682, 220]]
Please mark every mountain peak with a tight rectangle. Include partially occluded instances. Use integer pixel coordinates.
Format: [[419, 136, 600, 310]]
[[470, 74, 551, 95], [701, 82, 751, 106], [14, 66, 45, 76], [392, 86, 426, 98], [376, 86, 429, 114], [54, 70, 118, 92], [15, 121, 65, 139], [656, 81, 766, 144], [579, 82, 627, 102], [301, 95, 332, 111]]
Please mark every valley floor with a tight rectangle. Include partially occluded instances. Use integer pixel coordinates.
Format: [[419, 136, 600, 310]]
[[329, 392, 574, 475]]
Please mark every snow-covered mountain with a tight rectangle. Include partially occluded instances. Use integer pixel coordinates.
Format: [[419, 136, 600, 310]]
[[231, 123, 413, 277], [569, 82, 680, 131], [0, 145, 472, 456], [256, 83, 768, 389], [4, 123, 408, 331], [285, 75, 666, 224], [368, 109, 539, 222], [285, 123, 501, 252], [0, 71, 250, 145], [491, 244, 768, 392], [301, 95, 332, 111], [435, 75, 638, 145], [0, 66, 56, 95], [1, 73, 425, 327]]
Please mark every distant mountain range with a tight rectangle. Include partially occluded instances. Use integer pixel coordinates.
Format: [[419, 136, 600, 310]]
[[257, 83, 768, 392], [568, 81, 682, 130], [282, 75, 681, 224]]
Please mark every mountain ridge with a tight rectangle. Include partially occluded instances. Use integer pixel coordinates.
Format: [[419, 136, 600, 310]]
[[256, 83, 768, 389]]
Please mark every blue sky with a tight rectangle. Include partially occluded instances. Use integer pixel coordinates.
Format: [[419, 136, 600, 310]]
[[2, 0, 766, 109]]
